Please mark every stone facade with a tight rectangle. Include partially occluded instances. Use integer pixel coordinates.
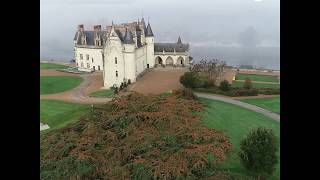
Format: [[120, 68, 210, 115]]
[[74, 19, 191, 88]]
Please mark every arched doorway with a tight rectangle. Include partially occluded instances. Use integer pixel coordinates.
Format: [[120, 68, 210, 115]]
[[177, 56, 184, 66], [155, 56, 163, 65], [166, 56, 174, 66]]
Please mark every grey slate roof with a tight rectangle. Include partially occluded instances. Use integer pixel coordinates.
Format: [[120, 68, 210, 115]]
[[145, 22, 154, 37], [177, 36, 182, 44], [123, 29, 134, 44], [75, 30, 107, 47], [154, 43, 189, 52]]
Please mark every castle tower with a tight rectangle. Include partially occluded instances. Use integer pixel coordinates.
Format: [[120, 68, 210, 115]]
[[145, 22, 154, 68], [123, 28, 136, 83], [103, 24, 124, 88]]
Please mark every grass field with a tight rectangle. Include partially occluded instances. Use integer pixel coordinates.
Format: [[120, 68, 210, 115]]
[[40, 100, 90, 130], [40, 76, 83, 95], [236, 73, 279, 83], [40, 63, 68, 70], [199, 98, 280, 179], [240, 96, 280, 114], [232, 80, 280, 89], [89, 89, 115, 98]]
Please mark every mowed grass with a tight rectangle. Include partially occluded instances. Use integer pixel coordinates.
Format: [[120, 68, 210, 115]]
[[40, 76, 83, 95], [232, 80, 280, 89], [89, 89, 115, 98], [236, 73, 279, 83], [40, 100, 90, 130], [199, 98, 280, 179], [40, 63, 68, 70], [240, 96, 280, 114]]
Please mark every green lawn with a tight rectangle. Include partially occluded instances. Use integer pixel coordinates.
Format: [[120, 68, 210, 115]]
[[40, 76, 83, 95], [236, 73, 279, 83], [232, 80, 280, 89], [40, 63, 68, 70], [89, 89, 115, 98], [40, 100, 90, 130], [199, 98, 280, 179], [159, 92, 173, 97], [240, 97, 280, 114]]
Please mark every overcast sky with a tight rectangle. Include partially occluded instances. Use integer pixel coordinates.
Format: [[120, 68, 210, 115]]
[[40, 0, 280, 69]]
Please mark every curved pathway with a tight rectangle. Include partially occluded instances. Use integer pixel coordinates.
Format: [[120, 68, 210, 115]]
[[41, 70, 112, 104], [195, 92, 280, 122]]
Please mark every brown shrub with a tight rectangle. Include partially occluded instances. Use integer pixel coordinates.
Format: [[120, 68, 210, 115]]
[[41, 93, 232, 179]]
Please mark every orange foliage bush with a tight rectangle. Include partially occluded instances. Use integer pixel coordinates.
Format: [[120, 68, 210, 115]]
[[41, 93, 232, 179]]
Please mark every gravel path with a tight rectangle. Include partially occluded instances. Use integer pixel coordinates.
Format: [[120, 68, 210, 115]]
[[195, 92, 280, 122], [40, 70, 111, 104]]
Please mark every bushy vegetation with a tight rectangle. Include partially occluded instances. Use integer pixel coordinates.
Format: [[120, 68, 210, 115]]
[[179, 71, 203, 88], [40, 93, 232, 179], [173, 88, 198, 100], [219, 80, 231, 91], [243, 78, 252, 89], [239, 127, 278, 179], [257, 88, 280, 95]]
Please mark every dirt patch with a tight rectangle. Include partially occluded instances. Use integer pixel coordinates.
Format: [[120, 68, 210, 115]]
[[83, 72, 104, 95], [130, 68, 188, 95]]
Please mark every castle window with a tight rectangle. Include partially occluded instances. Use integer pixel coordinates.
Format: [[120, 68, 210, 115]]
[[86, 54, 89, 60], [115, 57, 117, 64], [116, 71, 118, 77], [80, 54, 83, 60]]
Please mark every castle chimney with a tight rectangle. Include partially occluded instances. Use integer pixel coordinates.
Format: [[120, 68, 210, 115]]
[[78, 24, 84, 32]]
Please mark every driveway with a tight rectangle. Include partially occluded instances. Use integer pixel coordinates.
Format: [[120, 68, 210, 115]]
[[195, 92, 280, 122], [129, 67, 188, 95]]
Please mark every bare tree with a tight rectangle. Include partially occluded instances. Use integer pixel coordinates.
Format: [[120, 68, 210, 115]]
[[192, 59, 226, 85]]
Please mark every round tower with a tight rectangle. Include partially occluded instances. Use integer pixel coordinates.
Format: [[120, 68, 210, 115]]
[[145, 22, 155, 68], [123, 28, 136, 83]]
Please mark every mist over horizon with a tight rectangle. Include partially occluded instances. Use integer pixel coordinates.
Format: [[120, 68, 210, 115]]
[[41, 0, 280, 70]]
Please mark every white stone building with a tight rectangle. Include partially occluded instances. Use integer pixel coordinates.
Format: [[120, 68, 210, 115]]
[[73, 18, 191, 88]]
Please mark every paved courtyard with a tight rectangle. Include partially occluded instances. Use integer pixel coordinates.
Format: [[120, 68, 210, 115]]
[[129, 67, 188, 95]]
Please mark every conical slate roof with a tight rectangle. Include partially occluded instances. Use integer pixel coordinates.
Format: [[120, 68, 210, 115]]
[[177, 36, 182, 44], [123, 28, 134, 44], [145, 22, 154, 37]]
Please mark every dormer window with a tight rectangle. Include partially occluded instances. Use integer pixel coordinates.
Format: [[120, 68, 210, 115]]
[[81, 35, 86, 45]]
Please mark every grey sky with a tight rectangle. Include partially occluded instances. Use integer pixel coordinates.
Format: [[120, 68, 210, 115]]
[[40, 0, 280, 69]]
